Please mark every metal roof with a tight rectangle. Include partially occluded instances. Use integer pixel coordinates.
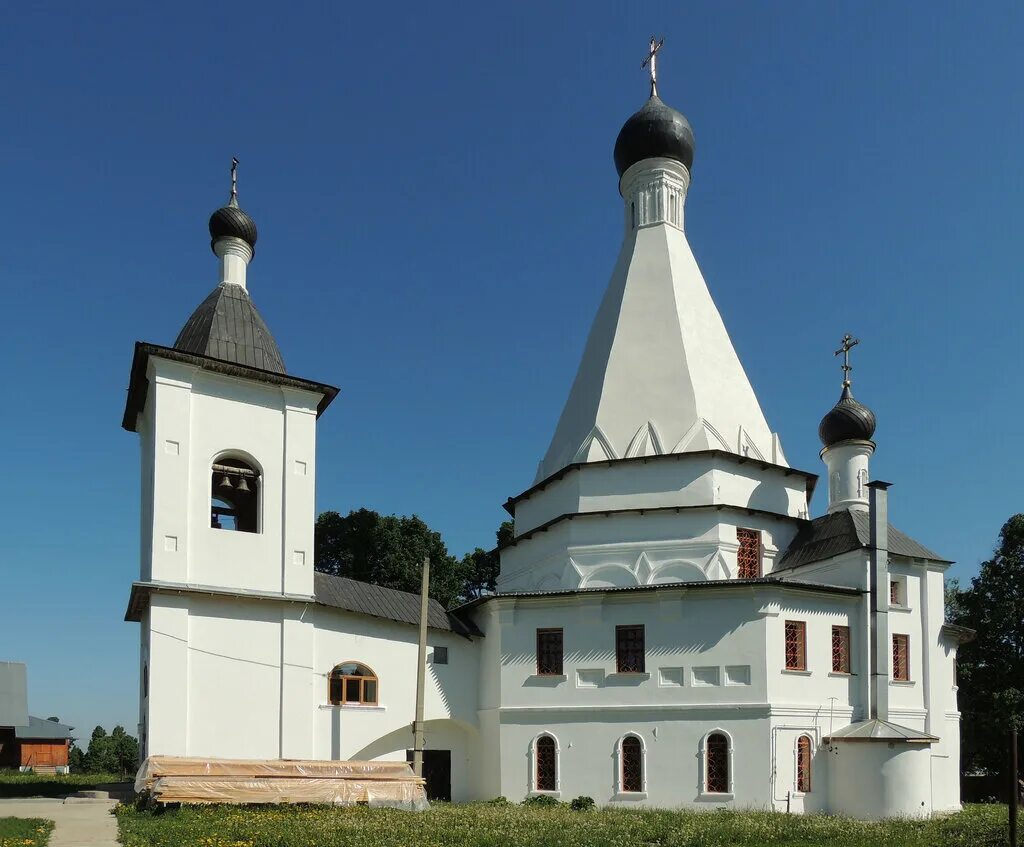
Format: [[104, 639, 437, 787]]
[[824, 718, 937, 744], [174, 283, 285, 373], [777, 509, 948, 570], [122, 342, 339, 432], [0, 662, 28, 727], [14, 715, 74, 740], [454, 576, 861, 614], [314, 573, 481, 637]]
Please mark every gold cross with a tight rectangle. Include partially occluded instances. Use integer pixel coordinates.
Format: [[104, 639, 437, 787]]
[[641, 36, 665, 97], [834, 334, 860, 387]]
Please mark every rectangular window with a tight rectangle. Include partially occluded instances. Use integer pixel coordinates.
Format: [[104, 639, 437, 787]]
[[431, 646, 448, 665], [344, 678, 361, 703], [890, 580, 900, 606], [831, 625, 851, 674], [893, 634, 910, 681], [536, 628, 563, 676], [785, 621, 807, 671], [736, 528, 762, 579], [616, 625, 645, 673]]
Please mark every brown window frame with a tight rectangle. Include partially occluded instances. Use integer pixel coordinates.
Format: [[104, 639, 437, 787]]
[[615, 625, 646, 673], [328, 662, 379, 706], [831, 625, 851, 674], [784, 620, 807, 671], [620, 735, 643, 793], [535, 735, 557, 791], [536, 628, 564, 676], [893, 634, 910, 681], [796, 735, 812, 793], [705, 733, 729, 793], [736, 527, 762, 579]]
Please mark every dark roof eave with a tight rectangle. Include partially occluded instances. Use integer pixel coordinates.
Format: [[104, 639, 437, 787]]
[[504, 450, 818, 516], [122, 342, 339, 432], [940, 623, 976, 644], [453, 577, 862, 614], [502, 503, 808, 550]]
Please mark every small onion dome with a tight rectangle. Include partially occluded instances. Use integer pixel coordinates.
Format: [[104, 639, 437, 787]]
[[819, 385, 877, 447], [613, 95, 696, 178], [209, 203, 258, 255]]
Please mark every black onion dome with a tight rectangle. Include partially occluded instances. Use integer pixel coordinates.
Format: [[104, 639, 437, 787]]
[[613, 95, 696, 178], [174, 283, 285, 373], [819, 386, 877, 447], [209, 203, 258, 254]]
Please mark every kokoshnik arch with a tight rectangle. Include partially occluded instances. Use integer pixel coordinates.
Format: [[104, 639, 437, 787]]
[[121, 40, 972, 817]]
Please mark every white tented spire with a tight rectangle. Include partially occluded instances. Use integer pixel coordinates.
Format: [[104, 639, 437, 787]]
[[536, 156, 784, 481]]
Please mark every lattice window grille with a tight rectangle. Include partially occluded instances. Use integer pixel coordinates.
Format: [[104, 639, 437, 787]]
[[785, 621, 806, 671], [620, 736, 643, 793], [893, 634, 910, 681], [796, 735, 812, 793], [736, 528, 762, 579], [705, 733, 730, 793], [535, 735, 557, 792], [831, 625, 851, 673]]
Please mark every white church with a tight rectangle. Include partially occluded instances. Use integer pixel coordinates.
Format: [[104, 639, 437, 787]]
[[121, 49, 971, 818]]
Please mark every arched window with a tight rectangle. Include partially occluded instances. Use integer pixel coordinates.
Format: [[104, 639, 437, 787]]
[[328, 662, 378, 706], [620, 735, 644, 793], [211, 457, 260, 533], [705, 732, 730, 794], [534, 734, 557, 792], [796, 735, 812, 793]]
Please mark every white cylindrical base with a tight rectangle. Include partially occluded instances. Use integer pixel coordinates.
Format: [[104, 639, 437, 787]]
[[821, 440, 874, 514], [213, 237, 253, 290]]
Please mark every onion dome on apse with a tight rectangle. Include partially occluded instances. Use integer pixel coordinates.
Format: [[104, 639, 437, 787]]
[[818, 335, 877, 447], [613, 37, 695, 178]]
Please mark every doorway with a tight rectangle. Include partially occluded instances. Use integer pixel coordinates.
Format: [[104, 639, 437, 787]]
[[406, 749, 451, 801]]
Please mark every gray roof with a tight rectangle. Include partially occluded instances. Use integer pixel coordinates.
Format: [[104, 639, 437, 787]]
[[174, 283, 286, 374], [777, 509, 948, 570], [0, 662, 28, 727], [15, 715, 73, 740], [314, 573, 481, 637], [454, 576, 861, 614], [824, 718, 937, 743]]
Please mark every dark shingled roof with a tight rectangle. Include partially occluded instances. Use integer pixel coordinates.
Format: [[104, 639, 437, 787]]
[[778, 509, 948, 570], [174, 283, 286, 374], [14, 715, 74, 740], [314, 573, 481, 637]]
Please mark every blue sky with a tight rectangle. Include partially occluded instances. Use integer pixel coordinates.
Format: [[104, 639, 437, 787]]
[[0, 2, 1020, 739]]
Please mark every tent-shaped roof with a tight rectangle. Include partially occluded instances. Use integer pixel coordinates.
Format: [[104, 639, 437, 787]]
[[823, 718, 937, 744]]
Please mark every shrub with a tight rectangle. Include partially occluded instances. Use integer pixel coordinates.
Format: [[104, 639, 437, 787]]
[[483, 796, 509, 805], [521, 794, 560, 807], [569, 795, 595, 811]]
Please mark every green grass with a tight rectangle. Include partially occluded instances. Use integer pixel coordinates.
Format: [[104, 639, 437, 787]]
[[0, 770, 126, 798], [114, 801, 1015, 847], [0, 817, 54, 847]]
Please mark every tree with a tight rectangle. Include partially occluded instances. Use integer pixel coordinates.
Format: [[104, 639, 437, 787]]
[[948, 514, 1024, 774], [460, 521, 514, 599], [78, 725, 139, 775], [315, 509, 469, 608]]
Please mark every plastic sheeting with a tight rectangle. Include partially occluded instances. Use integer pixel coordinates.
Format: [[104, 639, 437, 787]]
[[135, 756, 428, 810]]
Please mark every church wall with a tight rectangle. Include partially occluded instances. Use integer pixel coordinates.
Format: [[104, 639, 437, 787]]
[[886, 560, 927, 727], [146, 595, 189, 756], [827, 742, 933, 819]]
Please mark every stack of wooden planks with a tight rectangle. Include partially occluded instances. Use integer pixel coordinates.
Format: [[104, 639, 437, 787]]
[[135, 756, 428, 809]]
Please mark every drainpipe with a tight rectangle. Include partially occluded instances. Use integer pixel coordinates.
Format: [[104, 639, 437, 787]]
[[868, 482, 891, 722]]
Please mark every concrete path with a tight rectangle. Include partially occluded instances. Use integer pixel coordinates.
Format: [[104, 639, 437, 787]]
[[0, 797, 119, 847]]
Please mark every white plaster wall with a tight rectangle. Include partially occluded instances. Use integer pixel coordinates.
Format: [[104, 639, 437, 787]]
[[827, 743, 933, 819]]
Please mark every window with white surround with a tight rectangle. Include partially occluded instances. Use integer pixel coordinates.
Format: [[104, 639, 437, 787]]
[[531, 733, 559, 793], [796, 735, 812, 793], [210, 455, 260, 532], [616, 734, 645, 794], [702, 730, 733, 795]]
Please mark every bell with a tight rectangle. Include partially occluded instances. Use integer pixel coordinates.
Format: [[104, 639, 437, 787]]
[[219, 475, 233, 489], [236, 477, 250, 493]]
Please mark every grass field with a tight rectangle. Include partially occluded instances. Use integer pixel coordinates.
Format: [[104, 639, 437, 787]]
[[115, 801, 1014, 847], [0, 817, 53, 847], [0, 770, 126, 798]]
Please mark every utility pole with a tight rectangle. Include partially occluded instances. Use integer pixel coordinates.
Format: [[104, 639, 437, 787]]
[[1011, 723, 1019, 847], [412, 555, 430, 780]]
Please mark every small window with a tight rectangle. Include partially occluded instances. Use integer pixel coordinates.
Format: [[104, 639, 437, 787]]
[[736, 528, 762, 579], [796, 735, 812, 792], [620, 735, 643, 792], [831, 625, 851, 674], [893, 634, 910, 681], [890, 580, 900, 606], [329, 662, 378, 705], [535, 735, 557, 792], [616, 625, 645, 673], [785, 621, 807, 671], [536, 629, 563, 675], [142, 663, 148, 699], [211, 458, 260, 533], [705, 732, 730, 793], [431, 647, 448, 665]]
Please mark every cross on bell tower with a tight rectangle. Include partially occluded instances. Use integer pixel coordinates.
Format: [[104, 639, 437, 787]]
[[641, 36, 665, 97], [834, 334, 860, 387]]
